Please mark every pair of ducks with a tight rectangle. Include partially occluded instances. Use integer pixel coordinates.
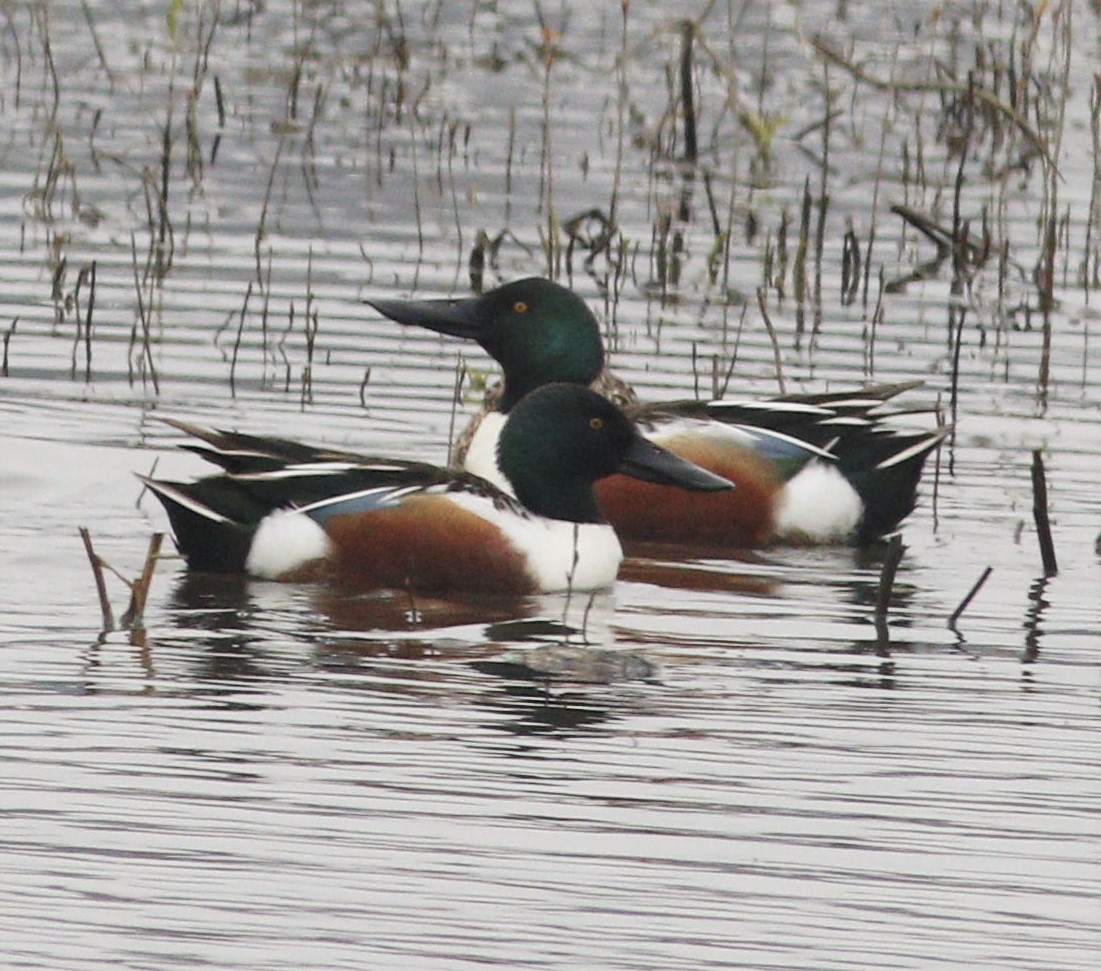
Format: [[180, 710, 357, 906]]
[[144, 278, 948, 595]]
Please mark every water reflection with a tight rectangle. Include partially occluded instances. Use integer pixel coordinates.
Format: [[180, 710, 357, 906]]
[[1022, 574, 1051, 666]]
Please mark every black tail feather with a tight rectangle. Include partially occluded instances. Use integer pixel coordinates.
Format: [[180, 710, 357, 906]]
[[139, 476, 261, 573], [837, 428, 950, 542]]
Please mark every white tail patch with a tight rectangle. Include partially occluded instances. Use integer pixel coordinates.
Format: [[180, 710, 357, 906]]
[[774, 463, 863, 543], [245, 509, 333, 579]]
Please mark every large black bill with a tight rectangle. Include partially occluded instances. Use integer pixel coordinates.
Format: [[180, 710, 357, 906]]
[[365, 295, 487, 341], [616, 437, 734, 492]]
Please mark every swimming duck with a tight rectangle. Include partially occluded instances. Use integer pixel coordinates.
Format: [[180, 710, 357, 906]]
[[367, 277, 948, 546], [140, 383, 733, 594]]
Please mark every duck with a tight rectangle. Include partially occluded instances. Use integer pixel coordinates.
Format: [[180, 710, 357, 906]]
[[366, 277, 949, 547], [139, 383, 733, 595]]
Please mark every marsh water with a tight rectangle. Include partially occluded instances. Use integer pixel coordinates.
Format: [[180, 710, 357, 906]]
[[1, 1, 1098, 968]]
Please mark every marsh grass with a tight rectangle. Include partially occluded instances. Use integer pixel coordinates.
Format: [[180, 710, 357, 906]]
[[1, 2, 1094, 459]]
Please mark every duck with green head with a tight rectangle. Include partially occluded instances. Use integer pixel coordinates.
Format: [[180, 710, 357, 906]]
[[367, 277, 949, 547], [140, 383, 732, 595]]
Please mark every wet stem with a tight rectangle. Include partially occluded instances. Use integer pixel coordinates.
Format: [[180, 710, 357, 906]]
[[536, 15, 559, 278], [561, 523, 581, 641], [608, 1, 629, 228]]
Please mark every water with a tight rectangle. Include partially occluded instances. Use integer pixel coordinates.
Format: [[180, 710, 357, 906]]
[[1, 1, 1099, 969]]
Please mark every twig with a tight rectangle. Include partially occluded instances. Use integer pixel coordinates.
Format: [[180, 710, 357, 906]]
[[948, 566, 992, 628]]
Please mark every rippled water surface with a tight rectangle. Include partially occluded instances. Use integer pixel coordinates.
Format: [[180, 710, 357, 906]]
[[2, 1, 1099, 969]]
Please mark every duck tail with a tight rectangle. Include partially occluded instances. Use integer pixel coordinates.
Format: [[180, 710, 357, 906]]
[[138, 474, 257, 573], [837, 426, 951, 542]]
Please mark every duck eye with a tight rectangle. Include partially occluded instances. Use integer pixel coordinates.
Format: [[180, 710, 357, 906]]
[[589, 417, 604, 431], [513, 300, 528, 314]]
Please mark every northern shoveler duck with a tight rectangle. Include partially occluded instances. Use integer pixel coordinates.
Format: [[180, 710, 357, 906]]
[[139, 384, 732, 595], [366, 277, 950, 546]]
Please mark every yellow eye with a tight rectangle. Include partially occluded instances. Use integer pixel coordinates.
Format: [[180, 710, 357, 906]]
[[589, 417, 604, 430], [514, 300, 528, 314]]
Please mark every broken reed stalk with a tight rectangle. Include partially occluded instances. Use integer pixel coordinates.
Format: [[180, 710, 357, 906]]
[[79, 526, 115, 631], [948, 565, 993, 628], [120, 533, 164, 629], [873, 534, 905, 643], [679, 19, 698, 164], [1030, 450, 1058, 576], [81, 528, 165, 631]]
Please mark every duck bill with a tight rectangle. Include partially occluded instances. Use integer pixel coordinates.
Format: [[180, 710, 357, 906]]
[[365, 295, 486, 341], [616, 437, 734, 492]]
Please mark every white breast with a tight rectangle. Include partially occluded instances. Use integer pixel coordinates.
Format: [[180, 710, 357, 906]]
[[447, 492, 624, 593], [463, 412, 513, 493]]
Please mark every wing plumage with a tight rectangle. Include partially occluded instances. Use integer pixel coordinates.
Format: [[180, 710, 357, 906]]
[[141, 421, 528, 575]]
